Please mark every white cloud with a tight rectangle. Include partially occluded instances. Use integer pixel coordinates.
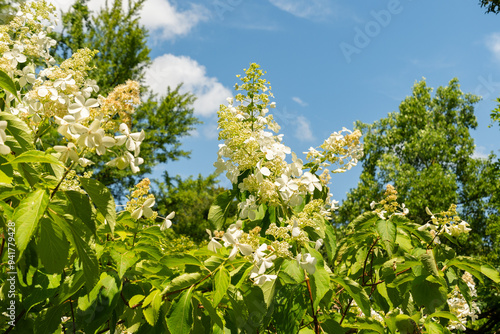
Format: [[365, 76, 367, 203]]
[[139, 0, 208, 40], [49, 0, 208, 40], [486, 33, 500, 61], [144, 54, 232, 117], [294, 116, 315, 141], [292, 96, 308, 107], [472, 146, 489, 159], [268, 0, 332, 20]]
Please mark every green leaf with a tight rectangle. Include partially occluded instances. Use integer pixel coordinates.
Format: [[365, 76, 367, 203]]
[[4, 150, 63, 166], [425, 311, 459, 324], [280, 258, 305, 284], [163, 253, 203, 268], [194, 293, 224, 330], [332, 276, 371, 316], [345, 317, 385, 334], [65, 190, 95, 234], [208, 190, 236, 230], [376, 219, 396, 254], [38, 216, 69, 274], [166, 272, 202, 293], [0, 111, 34, 153], [350, 211, 379, 230], [213, 267, 230, 307], [446, 256, 500, 284], [129, 294, 145, 307], [411, 275, 447, 313], [0, 155, 13, 184], [50, 211, 99, 290], [324, 223, 337, 262], [110, 247, 138, 278], [0, 69, 18, 98], [142, 290, 162, 326], [34, 303, 66, 334], [167, 287, 194, 334], [0, 184, 28, 200], [80, 177, 116, 233], [53, 271, 86, 305], [77, 272, 121, 333], [310, 267, 330, 310], [420, 252, 440, 277], [14, 188, 49, 259], [394, 314, 419, 334]]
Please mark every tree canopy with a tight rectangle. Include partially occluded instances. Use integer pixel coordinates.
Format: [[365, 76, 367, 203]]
[[479, 0, 500, 13], [336, 78, 500, 331]]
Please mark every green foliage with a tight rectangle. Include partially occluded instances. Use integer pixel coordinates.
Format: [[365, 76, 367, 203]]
[[155, 173, 234, 242], [338, 78, 500, 332], [479, 0, 500, 13], [2, 8, 499, 330]]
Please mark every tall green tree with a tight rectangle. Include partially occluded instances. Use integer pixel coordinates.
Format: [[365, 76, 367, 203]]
[[336, 78, 500, 332], [154, 173, 232, 242], [53, 0, 200, 196]]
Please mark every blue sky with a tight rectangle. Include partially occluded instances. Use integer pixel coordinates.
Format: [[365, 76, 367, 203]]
[[58, 0, 500, 201]]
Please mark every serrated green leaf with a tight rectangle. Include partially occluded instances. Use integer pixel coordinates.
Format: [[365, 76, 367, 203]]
[[332, 276, 371, 316], [376, 219, 396, 254], [142, 290, 162, 326], [425, 311, 459, 324], [14, 188, 49, 259], [50, 210, 99, 290], [166, 272, 202, 293], [79, 177, 116, 233], [0, 69, 18, 98], [34, 304, 66, 334], [167, 287, 194, 334], [208, 190, 236, 230], [38, 216, 69, 274], [0, 111, 34, 153], [345, 317, 385, 334], [65, 190, 95, 234], [194, 293, 224, 330], [310, 267, 330, 310], [213, 267, 230, 307], [4, 150, 62, 166], [411, 275, 447, 313], [420, 252, 440, 277], [129, 294, 145, 308], [446, 256, 500, 284], [163, 253, 203, 268], [110, 247, 138, 278]]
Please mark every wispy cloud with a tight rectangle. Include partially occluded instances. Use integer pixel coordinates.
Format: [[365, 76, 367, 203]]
[[472, 146, 490, 159], [144, 54, 232, 117], [292, 96, 308, 107], [268, 0, 332, 20], [294, 116, 315, 141], [485, 32, 500, 61]]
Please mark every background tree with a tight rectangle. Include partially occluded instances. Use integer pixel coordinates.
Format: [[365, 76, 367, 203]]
[[154, 173, 233, 242], [479, 0, 500, 13], [336, 78, 500, 332], [53, 0, 200, 197]]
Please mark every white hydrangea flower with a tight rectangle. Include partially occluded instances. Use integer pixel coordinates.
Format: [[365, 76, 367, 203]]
[[106, 151, 144, 173], [53, 143, 79, 164], [131, 197, 155, 220], [296, 253, 317, 275], [68, 95, 99, 119], [206, 229, 223, 253], [161, 211, 175, 231]]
